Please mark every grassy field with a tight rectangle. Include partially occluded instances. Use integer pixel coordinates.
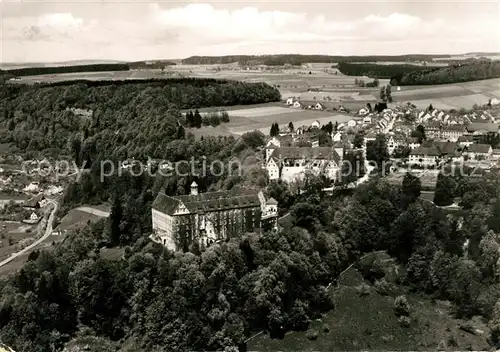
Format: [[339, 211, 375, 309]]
[[56, 207, 108, 232], [248, 252, 490, 351], [219, 106, 353, 135]]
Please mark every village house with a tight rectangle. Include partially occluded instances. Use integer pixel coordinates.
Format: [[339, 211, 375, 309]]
[[425, 122, 442, 140], [314, 102, 325, 111], [292, 101, 303, 109], [408, 137, 421, 150], [23, 193, 45, 210], [151, 182, 278, 251], [409, 145, 440, 167], [311, 120, 321, 129], [266, 146, 343, 182], [465, 123, 500, 143], [23, 212, 40, 224], [440, 125, 466, 142], [347, 119, 357, 128], [387, 134, 407, 156], [493, 149, 500, 161], [409, 141, 459, 167], [458, 135, 474, 148], [463, 144, 493, 161]]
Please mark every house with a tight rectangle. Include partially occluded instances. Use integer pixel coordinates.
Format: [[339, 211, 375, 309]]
[[30, 212, 38, 221], [314, 102, 325, 111], [466, 123, 499, 143], [463, 144, 493, 161], [409, 145, 440, 167], [23, 193, 45, 210], [358, 107, 369, 116], [425, 122, 442, 140], [458, 135, 474, 148], [332, 131, 342, 142], [408, 137, 421, 150], [387, 134, 407, 155], [409, 141, 459, 167], [311, 120, 321, 129], [492, 149, 500, 161], [286, 97, 295, 105], [347, 119, 357, 128], [22, 212, 40, 224], [440, 125, 466, 142], [292, 101, 303, 109], [151, 182, 278, 251], [266, 146, 343, 182]]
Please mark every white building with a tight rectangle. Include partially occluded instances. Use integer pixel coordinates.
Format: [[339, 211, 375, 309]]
[[311, 120, 321, 129], [151, 182, 278, 251], [266, 146, 343, 182]]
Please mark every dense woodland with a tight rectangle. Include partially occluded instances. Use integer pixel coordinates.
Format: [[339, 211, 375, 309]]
[[391, 60, 500, 85], [0, 79, 280, 160], [338, 62, 431, 79], [182, 55, 451, 66], [1, 80, 500, 351], [1, 63, 130, 78]]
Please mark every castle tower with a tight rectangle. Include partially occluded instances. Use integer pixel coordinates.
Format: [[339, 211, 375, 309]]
[[190, 181, 198, 195]]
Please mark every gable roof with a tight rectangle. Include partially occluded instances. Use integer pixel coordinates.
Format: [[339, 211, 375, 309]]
[[458, 135, 474, 143], [153, 186, 262, 215], [270, 147, 341, 164], [410, 145, 441, 157], [466, 123, 499, 133], [466, 144, 492, 154], [24, 193, 44, 208], [266, 198, 278, 205], [421, 141, 457, 155]]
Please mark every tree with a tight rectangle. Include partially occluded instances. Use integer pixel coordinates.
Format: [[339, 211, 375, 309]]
[[402, 172, 421, 203], [176, 125, 185, 139], [339, 151, 365, 186], [380, 86, 387, 102], [386, 84, 392, 103], [109, 194, 123, 245], [288, 122, 294, 133], [434, 173, 456, 206], [366, 103, 372, 112], [323, 122, 334, 135], [193, 109, 202, 128], [411, 125, 426, 143], [353, 132, 364, 149], [366, 134, 389, 171], [428, 104, 434, 112], [270, 123, 279, 137]]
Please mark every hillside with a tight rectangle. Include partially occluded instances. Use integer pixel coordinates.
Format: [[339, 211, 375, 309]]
[[182, 54, 452, 66], [391, 60, 500, 85], [338, 62, 431, 78], [249, 252, 491, 351], [0, 78, 280, 159]]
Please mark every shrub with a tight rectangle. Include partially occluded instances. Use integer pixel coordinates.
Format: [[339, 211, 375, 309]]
[[394, 295, 410, 317], [398, 315, 411, 327], [356, 284, 371, 296], [306, 329, 318, 340], [374, 279, 395, 296]]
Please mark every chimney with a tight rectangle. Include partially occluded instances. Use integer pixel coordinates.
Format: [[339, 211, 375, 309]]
[[190, 181, 198, 196]]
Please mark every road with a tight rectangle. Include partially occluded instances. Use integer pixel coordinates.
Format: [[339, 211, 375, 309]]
[[0, 199, 58, 269]]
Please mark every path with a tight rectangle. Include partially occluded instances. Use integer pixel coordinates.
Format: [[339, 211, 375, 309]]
[[0, 199, 58, 268], [75, 206, 110, 218]]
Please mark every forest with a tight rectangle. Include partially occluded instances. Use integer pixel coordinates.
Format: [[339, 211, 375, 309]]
[[1, 63, 130, 78], [1, 159, 500, 351], [337, 62, 431, 79], [0, 78, 280, 160], [1, 79, 500, 351], [182, 54, 451, 66], [390, 60, 500, 85]]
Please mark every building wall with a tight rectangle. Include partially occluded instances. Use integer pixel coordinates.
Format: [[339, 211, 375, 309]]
[[409, 155, 437, 167], [152, 208, 177, 251]]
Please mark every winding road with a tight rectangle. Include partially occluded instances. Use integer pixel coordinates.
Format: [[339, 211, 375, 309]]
[[0, 199, 58, 268]]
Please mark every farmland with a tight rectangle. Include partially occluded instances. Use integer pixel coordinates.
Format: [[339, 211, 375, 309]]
[[198, 105, 354, 135]]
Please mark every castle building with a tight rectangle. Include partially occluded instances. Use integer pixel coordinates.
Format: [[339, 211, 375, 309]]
[[151, 182, 278, 251]]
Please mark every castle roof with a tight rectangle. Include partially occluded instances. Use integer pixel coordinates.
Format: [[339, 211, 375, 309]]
[[269, 147, 341, 163], [152, 186, 262, 215]]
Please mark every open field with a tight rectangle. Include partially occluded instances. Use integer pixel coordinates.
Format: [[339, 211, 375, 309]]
[[218, 106, 353, 135], [8, 65, 500, 114], [56, 206, 108, 232]]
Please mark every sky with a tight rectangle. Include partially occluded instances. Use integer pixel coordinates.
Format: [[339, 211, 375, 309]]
[[1, 0, 499, 63]]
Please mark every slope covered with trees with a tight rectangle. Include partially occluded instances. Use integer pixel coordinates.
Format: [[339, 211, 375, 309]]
[[338, 62, 431, 79], [0, 79, 280, 159], [2, 63, 130, 77], [391, 60, 500, 85], [182, 55, 451, 66]]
